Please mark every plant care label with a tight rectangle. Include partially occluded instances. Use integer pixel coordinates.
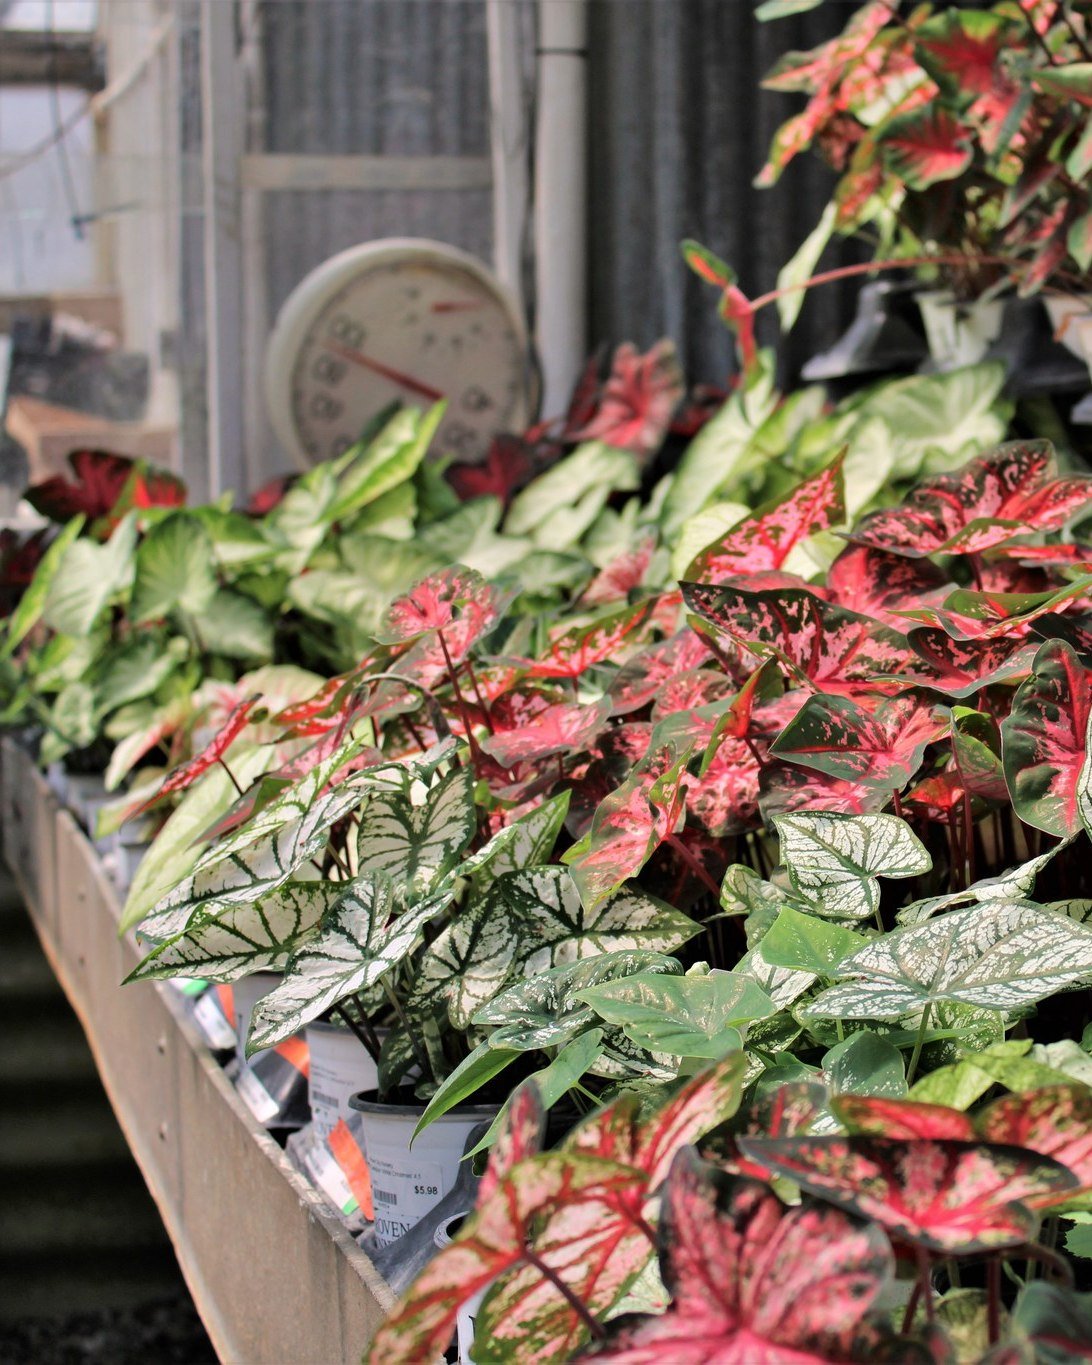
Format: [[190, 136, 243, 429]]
[[366, 1148, 448, 1247], [192, 991, 236, 1051], [235, 1064, 279, 1124], [302, 1140, 360, 1220]]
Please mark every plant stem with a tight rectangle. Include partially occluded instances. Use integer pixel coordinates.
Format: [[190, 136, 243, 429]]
[[901, 1278, 923, 1335], [524, 1250, 605, 1341], [1020, 1239, 1075, 1287], [437, 627, 484, 770], [463, 656, 495, 735], [381, 979, 431, 1082], [916, 1246, 936, 1325], [352, 992, 384, 1057], [906, 1002, 932, 1085], [891, 787, 905, 821], [987, 1256, 1001, 1344], [217, 756, 245, 797], [668, 834, 723, 901], [332, 1002, 379, 1063]]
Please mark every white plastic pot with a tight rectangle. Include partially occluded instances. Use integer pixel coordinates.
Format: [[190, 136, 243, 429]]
[[232, 970, 281, 1068], [350, 1091, 498, 1248], [917, 289, 1005, 370], [305, 1020, 381, 1142]]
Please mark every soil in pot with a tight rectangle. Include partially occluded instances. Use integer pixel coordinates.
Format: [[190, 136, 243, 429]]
[[350, 1088, 499, 1248]]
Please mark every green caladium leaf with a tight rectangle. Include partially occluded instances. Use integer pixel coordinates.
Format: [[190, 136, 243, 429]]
[[759, 906, 867, 977], [575, 970, 774, 1059], [806, 902, 1092, 1021], [1002, 640, 1092, 837], [413, 1039, 525, 1135], [720, 863, 792, 920], [43, 513, 138, 636], [2, 514, 85, 655], [822, 1033, 906, 1099], [473, 952, 683, 1052], [326, 403, 443, 524], [485, 866, 700, 972], [775, 812, 931, 921], [356, 762, 474, 897], [126, 880, 343, 982], [247, 872, 453, 1052], [736, 946, 816, 1010], [140, 734, 374, 940], [130, 511, 219, 623]]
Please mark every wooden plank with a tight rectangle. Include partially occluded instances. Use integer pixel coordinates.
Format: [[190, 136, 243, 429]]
[[1, 737, 395, 1362], [240, 153, 492, 193]]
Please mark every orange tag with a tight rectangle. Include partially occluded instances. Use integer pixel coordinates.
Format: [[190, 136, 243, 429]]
[[329, 1119, 374, 1222], [275, 1034, 310, 1077], [216, 983, 234, 1016]]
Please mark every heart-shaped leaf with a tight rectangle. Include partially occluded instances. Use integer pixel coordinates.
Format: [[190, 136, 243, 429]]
[[771, 693, 946, 791], [356, 761, 475, 897], [775, 812, 931, 922]]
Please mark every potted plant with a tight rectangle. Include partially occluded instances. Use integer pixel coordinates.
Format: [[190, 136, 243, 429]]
[[755, 0, 1092, 369]]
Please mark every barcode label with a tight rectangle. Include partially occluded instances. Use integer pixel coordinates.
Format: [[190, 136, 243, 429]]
[[374, 1188, 398, 1206]]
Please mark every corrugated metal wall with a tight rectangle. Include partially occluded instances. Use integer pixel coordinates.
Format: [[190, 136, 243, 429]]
[[587, 0, 861, 386]]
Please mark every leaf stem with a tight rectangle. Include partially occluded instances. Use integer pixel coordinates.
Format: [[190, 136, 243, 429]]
[[987, 1255, 1001, 1345], [523, 1250, 605, 1341], [916, 1246, 936, 1325], [381, 978, 431, 1083], [216, 756, 245, 797], [437, 627, 484, 772], [906, 1002, 932, 1085], [332, 1002, 380, 1063], [668, 834, 723, 901]]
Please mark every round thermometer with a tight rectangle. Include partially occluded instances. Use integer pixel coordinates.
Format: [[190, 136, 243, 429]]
[[264, 238, 538, 469]]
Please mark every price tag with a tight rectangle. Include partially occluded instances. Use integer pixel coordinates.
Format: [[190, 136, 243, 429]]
[[236, 1065, 279, 1124]]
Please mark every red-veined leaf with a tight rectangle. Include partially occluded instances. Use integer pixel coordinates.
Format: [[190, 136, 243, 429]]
[[683, 583, 917, 698], [881, 106, 972, 190], [582, 534, 657, 607], [379, 566, 500, 653], [914, 10, 1011, 98], [686, 454, 845, 584], [770, 691, 946, 791], [482, 698, 611, 768], [686, 734, 764, 837], [833, 1095, 976, 1141], [609, 631, 717, 715], [518, 600, 656, 680], [132, 695, 262, 816], [1000, 639, 1092, 836], [737, 1135, 1076, 1253], [571, 341, 685, 459], [478, 1082, 546, 1205], [899, 628, 1038, 697], [25, 449, 185, 528], [851, 441, 1092, 559], [825, 545, 949, 630], [447, 434, 535, 505], [579, 1151, 894, 1365], [759, 762, 889, 820], [978, 1084, 1092, 1204]]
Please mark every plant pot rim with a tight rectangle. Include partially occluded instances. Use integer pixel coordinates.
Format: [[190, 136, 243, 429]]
[[349, 1087, 498, 1119]]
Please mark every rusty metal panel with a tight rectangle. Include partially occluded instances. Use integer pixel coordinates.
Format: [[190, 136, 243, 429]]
[[2, 763, 395, 1362]]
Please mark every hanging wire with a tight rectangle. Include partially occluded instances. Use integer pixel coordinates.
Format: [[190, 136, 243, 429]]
[[44, 0, 86, 239]]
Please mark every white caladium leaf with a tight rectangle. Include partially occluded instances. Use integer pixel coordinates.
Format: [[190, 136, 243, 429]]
[[356, 762, 474, 896], [460, 792, 571, 892], [125, 880, 342, 983], [486, 865, 700, 974], [774, 812, 931, 921], [898, 839, 1074, 926], [247, 872, 454, 1052], [736, 946, 817, 1009], [806, 901, 1092, 1021], [412, 895, 520, 1029], [474, 951, 683, 1051], [140, 762, 374, 941]]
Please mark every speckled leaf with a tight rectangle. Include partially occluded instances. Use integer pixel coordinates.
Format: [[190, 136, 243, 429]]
[[775, 813, 931, 922], [685, 453, 845, 583], [806, 901, 1092, 1021], [771, 693, 945, 791], [127, 880, 341, 983], [979, 1085, 1092, 1202], [482, 698, 610, 767], [737, 1134, 1076, 1253], [463, 792, 570, 892], [478, 1083, 547, 1203], [134, 695, 262, 816], [247, 872, 453, 1051], [738, 946, 817, 1009], [378, 564, 499, 646], [1002, 639, 1092, 836], [833, 1095, 976, 1141], [489, 866, 700, 974], [412, 891, 520, 1028], [901, 628, 1038, 697], [851, 441, 1092, 559], [356, 762, 474, 896], [581, 1150, 893, 1363], [520, 600, 655, 680], [682, 583, 916, 697]]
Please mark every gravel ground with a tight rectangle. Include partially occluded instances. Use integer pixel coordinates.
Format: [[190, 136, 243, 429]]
[[0, 1295, 216, 1365]]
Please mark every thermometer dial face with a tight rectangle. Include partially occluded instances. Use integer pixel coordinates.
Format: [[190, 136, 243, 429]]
[[265, 241, 536, 468]]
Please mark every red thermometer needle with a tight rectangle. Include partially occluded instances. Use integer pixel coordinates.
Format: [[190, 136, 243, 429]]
[[431, 300, 483, 314], [325, 339, 446, 403]]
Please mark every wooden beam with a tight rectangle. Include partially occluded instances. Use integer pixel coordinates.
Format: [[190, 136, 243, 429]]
[[0, 30, 103, 90]]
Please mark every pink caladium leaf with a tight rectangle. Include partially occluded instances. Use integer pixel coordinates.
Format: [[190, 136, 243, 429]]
[[478, 1082, 547, 1205], [759, 762, 888, 820], [685, 734, 763, 838], [481, 698, 612, 769], [579, 1150, 895, 1365], [825, 545, 949, 630], [446, 434, 535, 505], [900, 580, 1092, 642], [365, 1152, 640, 1365], [978, 1085, 1092, 1204], [1030, 612, 1092, 664], [898, 627, 1038, 697], [1000, 639, 1092, 836], [683, 583, 917, 697], [571, 341, 685, 460], [380, 566, 500, 652], [880, 106, 972, 190], [686, 454, 845, 584], [680, 241, 758, 374], [609, 631, 717, 715], [582, 534, 658, 608], [833, 1095, 977, 1142], [518, 600, 656, 680], [851, 441, 1092, 560], [565, 730, 693, 907], [770, 691, 946, 792], [477, 1055, 746, 1363], [914, 9, 1012, 99], [736, 1135, 1076, 1254], [132, 695, 262, 816]]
